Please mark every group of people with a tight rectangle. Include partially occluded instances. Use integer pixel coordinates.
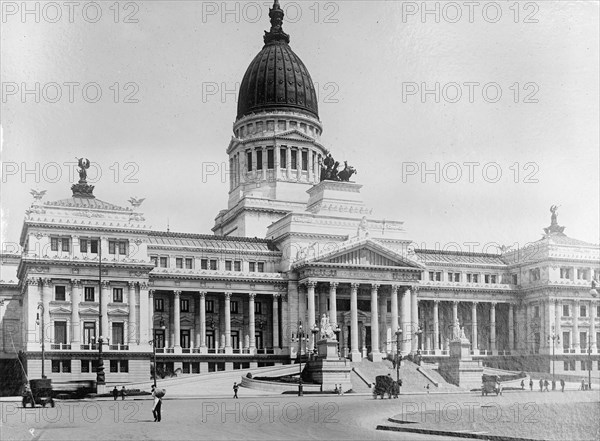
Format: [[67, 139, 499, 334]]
[[523, 378, 566, 392], [112, 386, 127, 400]]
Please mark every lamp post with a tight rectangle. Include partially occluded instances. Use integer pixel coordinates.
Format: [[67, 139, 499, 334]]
[[292, 321, 307, 397], [36, 304, 46, 379], [394, 329, 402, 383], [548, 327, 560, 385], [590, 280, 598, 391]]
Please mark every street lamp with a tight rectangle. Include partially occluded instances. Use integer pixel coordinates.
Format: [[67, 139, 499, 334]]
[[150, 317, 166, 388], [394, 329, 402, 383], [292, 321, 308, 397], [548, 326, 560, 386], [36, 304, 46, 379]]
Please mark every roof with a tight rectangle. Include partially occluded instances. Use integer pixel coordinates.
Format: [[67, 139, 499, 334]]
[[44, 197, 131, 212], [535, 233, 598, 248], [414, 249, 506, 266], [147, 231, 279, 252]]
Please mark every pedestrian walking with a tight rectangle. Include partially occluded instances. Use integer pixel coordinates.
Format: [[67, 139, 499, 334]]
[[233, 382, 239, 399], [151, 385, 162, 422], [580, 379, 586, 391], [529, 378, 533, 391], [543, 379, 549, 392], [425, 384, 430, 394], [112, 386, 119, 401], [520, 379, 525, 390], [120, 386, 127, 400], [551, 379, 556, 391], [560, 379, 565, 392], [539, 378, 543, 392]]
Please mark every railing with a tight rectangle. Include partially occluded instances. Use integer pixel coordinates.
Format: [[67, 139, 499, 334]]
[[497, 350, 511, 356], [165, 348, 174, 354], [80, 344, 97, 350], [50, 343, 71, 350], [440, 350, 448, 356], [182, 348, 191, 354], [155, 348, 165, 354], [192, 348, 201, 353], [563, 348, 576, 354], [109, 344, 129, 351], [420, 350, 436, 355], [207, 348, 217, 354]]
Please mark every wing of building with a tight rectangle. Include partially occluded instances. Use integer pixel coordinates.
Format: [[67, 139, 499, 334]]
[[1, 1, 599, 392]]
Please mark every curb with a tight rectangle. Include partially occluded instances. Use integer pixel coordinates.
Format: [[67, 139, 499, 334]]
[[376, 424, 540, 441]]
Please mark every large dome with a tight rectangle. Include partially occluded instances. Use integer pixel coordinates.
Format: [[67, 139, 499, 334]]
[[236, 1, 319, 121]]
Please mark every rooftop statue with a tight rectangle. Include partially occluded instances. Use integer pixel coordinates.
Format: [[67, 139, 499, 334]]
[[71, 157, 95, 198], [77, 157, 91, 184], [319, 154, 357, 182], [544, 204, 565, 235]]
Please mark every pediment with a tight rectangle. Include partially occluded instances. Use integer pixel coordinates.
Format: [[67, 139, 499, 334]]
[[107, 308, 129, 316], [80, 307, 100, 315], [299, 238, 424, 270], [49, 306, 71, 314]]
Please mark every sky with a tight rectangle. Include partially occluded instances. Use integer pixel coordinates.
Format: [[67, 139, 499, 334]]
[[1, 0, 599, 255]]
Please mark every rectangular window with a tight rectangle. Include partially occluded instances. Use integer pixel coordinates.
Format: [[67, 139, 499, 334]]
[[530, 268, 540, 281], [249, 262, 256, 272], [51, 237, 59, 251], [83, 322, 95, 344], [176, 258, 183, 269], [225, 260, 232, 271], [562, 332, 570, 349], [247, 151, 253, 171], [118, 241, 126, 255], [206, 299, 214, 313], [512, 274, 518, 285], [564, 361, 569, 371], [62, 360, 71, 373], [80, 239, 88, 253], [256, 149, 263, 170], [230, 301, 239, 314], [61, 238, 70, 252], [110, 360, 119, 373], [580, 332, 587, 349], [580, 305, 587, 317], [534, 305, 540, 318], [55, 286, 66, 301], [81, 360, 90, 373], [120, 360, 129, 373], [448, 272, 460, 282], [84, 287, 95, 302], [560, 267, 570, 279], [159, 257, 168, 268], [112, 322, 124, 345], [267, 149, 274, 169], [151, 256, 158, 267], [577, 269, 588, 280], [201, 259, 208, 270], [210, 259, 217, 270], [55, 321, 67, 344], [90, 239, 98, 254], [109, 241, 116, 254], [181, 298, 189, 312], [255, 301, 262, 314], [301, 150, 308, 171], [257, 262, 265, 273], [154, 298, 164, 312], [52, 360, 60, 373], [490, 275, 497, 284], [428, 271, 441, 281], [280, 148, 287, 168], [563, 305, 570, 317], [112, 288, 123, 303], [234, 261, 241, 271], [570, 360, 575, 371], [291, 150, 297, 169], [185, 258, 193, 269]]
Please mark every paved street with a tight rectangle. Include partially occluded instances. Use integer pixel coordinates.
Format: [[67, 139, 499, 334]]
[[1, 390, 598, 441]]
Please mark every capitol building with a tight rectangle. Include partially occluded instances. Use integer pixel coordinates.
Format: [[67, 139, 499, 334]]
[[0, 1, 598, 391]]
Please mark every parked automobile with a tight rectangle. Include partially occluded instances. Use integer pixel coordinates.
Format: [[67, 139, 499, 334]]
[[482, 374, 501, 396], [22, 379, 55, 408]]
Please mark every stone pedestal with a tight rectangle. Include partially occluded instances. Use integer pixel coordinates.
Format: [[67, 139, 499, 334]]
[[439, 336, 483, 389], [306, 339, 353, 392]]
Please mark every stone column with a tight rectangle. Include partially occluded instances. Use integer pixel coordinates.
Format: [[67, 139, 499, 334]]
[[452, 301, 458, 324], [329, 282, 338, 327], [590, 300, 597, 353], [554, 299, 561, 350], [379, 290, 387, 353], [390, 285, 399, 353], [70, 279, 81, 345], [508, 302, 515, 351], [145, 288, 153, 345], [286, 146, 291, 178], [350, 283, 360, 361], [471, 302, 478, 351], [573, 300, 580, 350], [173, 291, 181, 351], [524, 304, 530, 352], [224, 292, 232, 353], [433, 300, 439, 353], [127, 282, 136, 344], [100, 280, 110, 343], [411, 289, 418, 352], [249, 293, 256, 354], [199, 292, 207, 350], [400, 288, 411, 355], [370, 284, 381, 361], [490, 302, 497, 353], [307, 281, 316, 351], [272, 294, 279, 349]]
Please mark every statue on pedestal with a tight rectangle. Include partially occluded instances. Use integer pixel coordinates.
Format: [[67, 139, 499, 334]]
[[320, 313, 336, 341]]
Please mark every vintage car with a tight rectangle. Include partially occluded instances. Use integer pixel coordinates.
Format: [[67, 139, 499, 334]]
[[481, 374, 501, 396], [22, 379, 55, 408], [373, 375, 401, 399], [52, 380, 97, 399]]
